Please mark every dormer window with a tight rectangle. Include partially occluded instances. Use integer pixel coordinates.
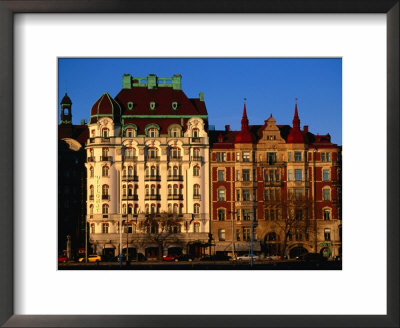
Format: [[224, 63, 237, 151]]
[[127, 101, 134, 110], [171, 101, 178, 110], [149, 101, 156, 110], [170, 127, 180, 137], [148, 128, 158, 138], [193, 128, 199, 138], [102, 128, 109, 138], [125, 128, 134, 138]]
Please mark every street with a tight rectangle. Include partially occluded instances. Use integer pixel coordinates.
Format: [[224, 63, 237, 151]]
[[59, 259, 341, 270]]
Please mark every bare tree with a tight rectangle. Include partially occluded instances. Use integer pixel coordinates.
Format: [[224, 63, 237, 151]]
[[138, 211, 184, 260]]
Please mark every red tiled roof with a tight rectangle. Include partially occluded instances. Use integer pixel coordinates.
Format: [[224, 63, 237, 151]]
[[115, 87, 207, 117], [58, 124, 89, 145]]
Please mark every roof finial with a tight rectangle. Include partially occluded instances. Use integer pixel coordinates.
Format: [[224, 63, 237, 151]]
[[295, 97, 298, 104]]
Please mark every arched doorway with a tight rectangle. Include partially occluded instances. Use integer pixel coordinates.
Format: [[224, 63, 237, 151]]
[[289, 246, 308, 259]]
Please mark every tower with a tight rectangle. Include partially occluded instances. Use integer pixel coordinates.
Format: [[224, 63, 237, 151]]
[[60, 92, 72, 124]]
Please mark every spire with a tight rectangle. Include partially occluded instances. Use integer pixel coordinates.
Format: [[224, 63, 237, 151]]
[[241, 103, 249, 132], [292, 102, 300, 129]]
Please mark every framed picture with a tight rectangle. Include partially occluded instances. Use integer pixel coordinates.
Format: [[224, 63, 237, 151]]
[[0, 1, 398, 327]]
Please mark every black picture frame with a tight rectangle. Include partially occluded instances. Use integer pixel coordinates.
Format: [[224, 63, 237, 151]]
[[0, 1, 398, 327]]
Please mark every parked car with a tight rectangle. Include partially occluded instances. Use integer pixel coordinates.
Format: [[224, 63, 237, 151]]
[[200, 254, 231, 261], [162, 254, 179, 262], [236, 254, 260, 261], [175, 254, 194, 262], [297, 253, 327, 262], [78, 254, 101, 263], [58, 255, 68, 263], [265, 255, 281, 261]]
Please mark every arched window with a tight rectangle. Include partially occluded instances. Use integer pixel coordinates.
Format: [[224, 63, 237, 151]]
[[147, 147, 158, 159], [102, 185, 109, 196], [122, 185, 127, 196], [125, 128, 135, 138], [168, 185, 172, 195], [173, 184, 178, 195], [218, 208, 226, 221], [90, 223, 95, 234], [194, 222, 200, 233], [148, 127, 158, 138], [194, 203, 200, 214], [179, 204, 183, 215], [128, 204, 133, 214], [89, 167, 94, 178], [102, 166, 109, 177], [170, 127, 180, 137], [217, 188, 226, 201], [267, 232, 277, 241], [134, 205, 139, 215], [150, 166, 157, 176], [102, 128, 109, 138], [193, 166, 200, 176], [122, 204, 127, 214], [145, 185, 150, 196], [128, 184, 133, 196], [173, 204, 178, 214], [145, 204, 149, 214], [323, 187, 331, 201], [151, 185, 156, 195], [323, 208, 332, 220], [192, 128, 199, 138], [127, 166, 133, 177], [102, 204, 109, 214], [193, 184, 200, 196], [89, 204, 93, 215], [173, 166, 179, 176], [89, 185, 94, 196], [151, 204, 156, 214], [168, 204, 172, 213], [125, 148, 135, 159], [193, 148, 200, 158], [170, 147, 181, 159]]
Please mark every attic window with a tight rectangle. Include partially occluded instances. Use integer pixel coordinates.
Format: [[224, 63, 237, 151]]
[[171, 101, 178, 110], [127, 102, 134, 110], [149, 101, 156, 110]]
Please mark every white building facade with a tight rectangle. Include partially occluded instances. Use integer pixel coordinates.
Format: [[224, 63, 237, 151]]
[[85, 74, 210, 259]]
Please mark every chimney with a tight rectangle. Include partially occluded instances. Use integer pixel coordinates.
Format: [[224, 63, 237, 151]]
[[225, 125, 230, 132], [81, 119, 85, 125], [304, 125, 308, 133]]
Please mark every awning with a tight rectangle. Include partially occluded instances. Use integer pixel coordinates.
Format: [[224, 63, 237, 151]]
[[103, 244, 115, 249]]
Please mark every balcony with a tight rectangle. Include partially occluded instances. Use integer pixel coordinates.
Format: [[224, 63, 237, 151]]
[[88, 138, 95, 144], [167, 175, 183, 181], [193, 194, 201, 200], [122, 175, 139, 181], [264, 180, 283, 187], [122, 194, 139, 201], [145, 175, 161, 181], [100, 156, 112, 162], [191, 156, 203, 162], [146, 156, 160, 162], [169, 156, 182, 162], [145, 194, 161, 201], [87, 157, 95, 162], [123, 156, 138, 162], [191, 137, 201, 143], [102, 195, 110, 201], [167, 194, 183, 200]]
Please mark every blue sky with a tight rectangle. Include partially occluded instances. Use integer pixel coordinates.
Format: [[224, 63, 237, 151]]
[[58, 58, 342, 145]]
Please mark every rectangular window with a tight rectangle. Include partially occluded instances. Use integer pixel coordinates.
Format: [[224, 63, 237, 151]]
[[218, 229, 225, 241], [327, 152, 331, 162], [270, 189, 275, 200], [218, 170, 225, 181], [323, 189, 330, 201], [323, 209, 331, 220], [253, 189, 257, 201], [242, 169, 250, 181], [270, 209, 275, 221], [216, 153, 220, 162], [242, 152, 250, 162], [288, 170, 293, 181], [218, 189, 226, 201], [253, 169, 256, 181], [267, 152, 276, 164], [295, 169, 302, 181], [236, 229, 241, 241], [242, 189, 250, 201], [243, 209, 251, 221], [264, 189, 269, 200], [236, 152, 240, 161], [324, 228, 331, 241], [236, 189, 240, 201], [295, 189, 302, 200], [236, 210, 241, 221], [218, 209, 226, 221], [243, 228, 251, 241], [288, 152, 292, 162], [323, 169, 330, 181], [295, 209, 303, 220], [294, 152, 302, 162], [321, 152, 326, 162], [305, 169, 308, 181]]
